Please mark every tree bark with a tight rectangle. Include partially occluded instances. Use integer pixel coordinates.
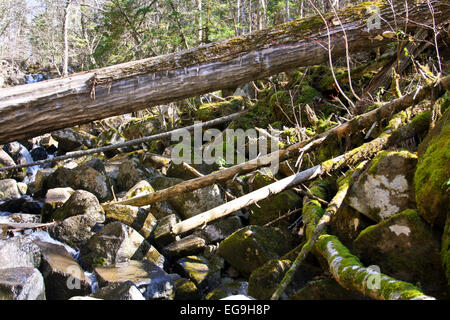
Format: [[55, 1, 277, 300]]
[[0, 1, 447, 144], [114, 75, 449, 207]]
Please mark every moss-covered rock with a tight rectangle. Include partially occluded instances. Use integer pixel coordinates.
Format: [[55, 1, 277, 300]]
[[173, 278, 201, 300], [218, 225, 296, 276], [346, 150, 418, 222], [175, 255, 221, 293], [353, 209, 447, 298], [328, 203, 374, 250], [119, 115, 160, 140], [291, 278, 367, 300], [414, 107, 450, 227], [196, 97, 246, 122], [248, 259, 321, 299], [248, 171, 302, 227]]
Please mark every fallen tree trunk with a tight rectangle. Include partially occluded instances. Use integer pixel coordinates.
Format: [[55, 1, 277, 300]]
[[0, 1, 448, 144], [316, 234, 435, 299], [115, 75, 449, 207]]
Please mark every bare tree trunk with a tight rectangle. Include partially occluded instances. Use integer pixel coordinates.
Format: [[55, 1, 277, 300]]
[[0, 1, 447, 144], [62, 0, 71, 77]]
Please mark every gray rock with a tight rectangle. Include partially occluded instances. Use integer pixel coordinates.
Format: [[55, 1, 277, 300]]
[[0, 235, 41, 269], [43, 165, 112, 201], [0, 179, 21, 200], [175, 255, 221, 293], [0, 149, 15, 180], [41, 187, 75, 219], [37, 241, 92, 300], [0, 267, 46, 300], [218, 225, 296, 276], [153, 214, 181, 248], [94, 260, 174, 299], [80, 221, 166, 270], [91, 281, 145, 300], [122, 180, 154, 200], [150, 176, 225, 219], [51, 128, 96, 152], [346, 150, 418, 222], [103, 204, 157, 239], [162, 235, 206, 260], [117, 159, 156, 192], [194, 216, 243, 243], [51, 190, 105, 222], [48, 191, 105, 248]]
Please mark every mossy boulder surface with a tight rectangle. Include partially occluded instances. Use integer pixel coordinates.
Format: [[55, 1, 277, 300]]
[[248, 172, 302, 227], [291, 278, 366, 300], [346, 150, 418, 222], [196, 97, 246, 122], [218, 225, 296, 276], [353, 209, 447, 298], [414, 107, 450, 227], [248, 259, 321, 299]]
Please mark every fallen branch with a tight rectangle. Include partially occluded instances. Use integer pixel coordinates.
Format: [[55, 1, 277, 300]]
[[0, 221, 57, 233], [114, 75, 449, 207], [155, 107, 431, 241], [0, 111, 244, 172]]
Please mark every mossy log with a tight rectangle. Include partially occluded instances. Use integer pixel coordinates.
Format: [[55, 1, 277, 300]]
[[0, 1, 448, 144], [316, 234, 434, 300], [116, 75, 449, 208], [270, 163, 365, 300]]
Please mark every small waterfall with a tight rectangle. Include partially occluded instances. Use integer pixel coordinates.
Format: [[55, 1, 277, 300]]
[[19, 146, 40, 185]]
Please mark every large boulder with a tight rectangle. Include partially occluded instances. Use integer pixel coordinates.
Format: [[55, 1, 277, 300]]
[[162, 235, 206, 261], [94, 260, 174, 299], [353, 209, 447, 298], [37, 241, 92, 300], [103, 204, 157, 239], [0, 267, 46, 300], [0, 179, 21, 200], [90, 281, 145, 300], [51, 128, 96, 152], [41, 187, 75, 219], [248, 259, 321, 300], [414, 107, 450, 227], [346, 150, 418, 222], [328, 203, 374, 249], [218, 226, 296, 276], [175, 255, 222, 293], [151, 176, 225, 219], [43, 165, 112, 201], [0, 149, 15, 179], [117, 159, 156, 192], [247, 172, 302, 227], [49, 190, 105, 249], [79, 221, 166, 270]]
